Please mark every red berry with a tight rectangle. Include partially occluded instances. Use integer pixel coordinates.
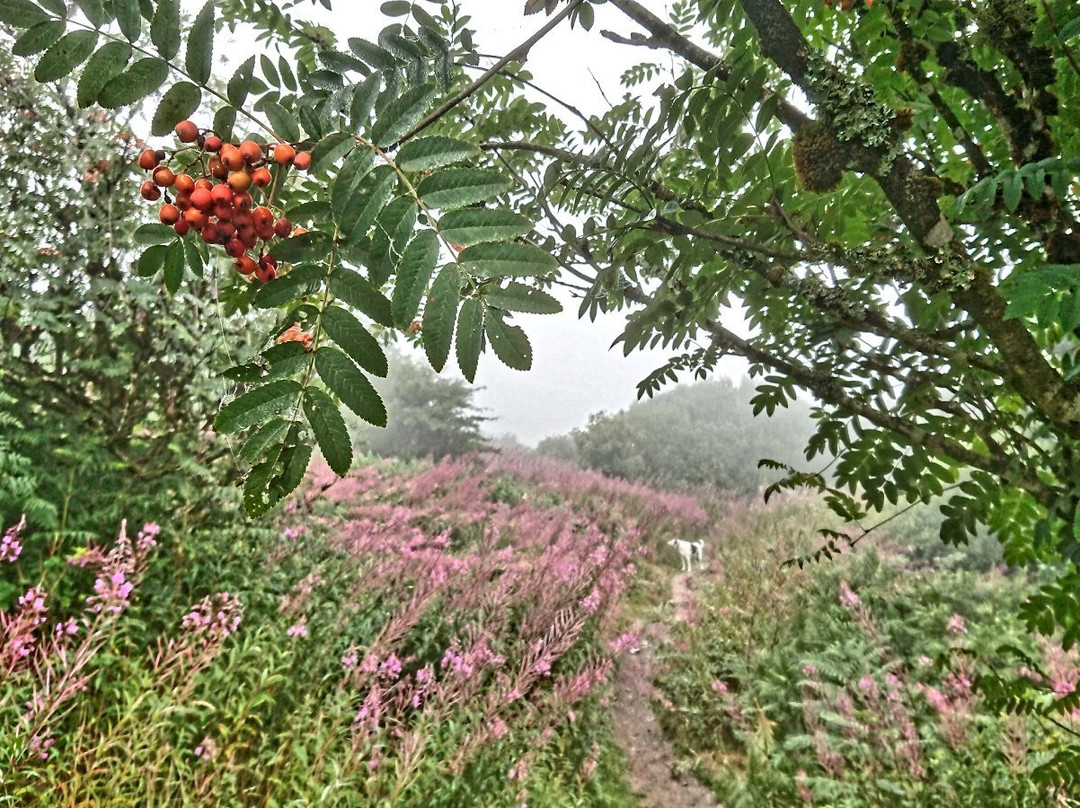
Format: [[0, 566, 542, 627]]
[[292, 151, 311, 171], [235, 255, 258, 276], [190, 187, 214, 212], [140, 180, 161, 201], [220, 144, 244, 171], [174, 120, 199, 143], [173, 173, 195, 194], [252, 206, 274, 230], [201, 223, 220, 244], [255, 262, 276, 283], [203, 135, 223, 153], [274, 217, 292, 238], [252, 166, 273, 188], [210, 183, 233, 205], [152, 166, 176, 187], [239, 140, 264, 166], [173, 218, 191, 237], [232, 192, 253, 212], [138, 149, 159, 171], [158, 204, 180, 225]]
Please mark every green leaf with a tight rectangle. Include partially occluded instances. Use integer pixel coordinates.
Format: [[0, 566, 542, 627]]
[[151, 82, 201, 137], [331, 149, 375, 227], [111, 0, 140, 41], [417, 169, 512, 210], [392, 230, 439, 328], [213, 105, 236, 142], [98, 57, 169, 108], [438, 208, 533, 247], [76, 40, 130, 108], [244, 458, 283, 517], [162, 239, 184, 294], [264, 100, 301, 143], [370, 82, 437, 146], [310, 132, 354, 176], [215, 380, 302, 434], [483, 282, 562, 314], [35, 30, 97, 83], [396, 136, 481, 172], [150, 0, 180, 60], [341, 165, 397, 245], [253, 264, 325, 309], [1002, 171, 1023, 212], [460, 241, 556, 278], [350, 73, 381, 130], [422, 264, 461, 372], [577, 1, 594, 30], [75, 0, 110, 27], [485, 311, 531, 371], [455, 298, 484, 383], [227, 56, 256, 109], [13, 20, 64, 57], [136, 244, 168, 277], [347, 37, 397, 71], [276, 443, 313, 502], [268, 232, 332, 263], [321, 305, 388, 377], [367, 197, 417, 286], [278, 55, 297, 92], [0, 0, 51, 27], [315, 347, 386, 426], [183, 236, 204, 278], [238, 418, 290, 462], [133, 223, 176, 245], [329, 267, 393, 327], [304, 387, 352, 476], [262, 342, 311, 381], [380, 1, 410, 15], [186, 1, 214, 85]]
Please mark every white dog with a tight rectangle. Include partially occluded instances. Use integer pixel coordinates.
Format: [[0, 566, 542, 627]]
[[668, 538, 706, 572]]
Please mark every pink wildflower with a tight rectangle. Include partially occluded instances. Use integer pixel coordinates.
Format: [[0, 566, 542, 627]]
[[286, 620, 308, 638], [1, 515, 25, 562], [946, 613, 967, 636]]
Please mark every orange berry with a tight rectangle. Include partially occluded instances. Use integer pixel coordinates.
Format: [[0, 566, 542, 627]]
[[158, 204, 180, 225], [220, 144, 244, 171], [292, 151, 311, 171], [235, 255, 258, 275], [292, 226, 308, 236], [251, 206, 274, 229], [138, 149, 159, 170], [255, 262, 276, 283], [208, 155, 228, 179], [251, 166, 272, 188], [152, 166, 176, 187], [174, 120, 199, 143], [239, 140, 264, 165], [174, 191, 191, 210], [203, 134, 223, 152], [210, 183, 233, 205], [227, 171, 252, 192], [173, 173, 195, 194], [273, 143, 296, 165], [140, 180, 161, 201], [193, 177, 214, 192]]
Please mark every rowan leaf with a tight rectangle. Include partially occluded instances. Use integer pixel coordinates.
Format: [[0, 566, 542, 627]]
[[214, 380, 302, 434], [264, 100, 301, 143], [162, 239, 185, 294], [328, 267, 393, 327], [482, 281, 562, 314], [238, 418, 290, 463], [367, 197, 417, 286], [459, 241, 557, 278], [391, 230, 439, 328], [438, 208, 532, 247], [321, 305, 388, 377], [370, 82, 437, 146], [304, 387, 352, 476], [150, 82, 201, 137], [111, 0, 140, 41], [150, 0, 180, 60], [417, 169, 512, 210], [97, 57, 169, 108], [422, 263, 461, 372], [315, 347, 386, 426], [76, 40, 130, 108], [455, 298, 484, 383], [35, 30, 97, 82], [12, 20, 64, 57], [0, 0, 51, 27], [485, 311, 532, 371], [186, 1, 214, 85], [341, 165, 397, 245], [396, 136, 481, 172], [227, 55, 256, 109], [75, 0, 110, 27]]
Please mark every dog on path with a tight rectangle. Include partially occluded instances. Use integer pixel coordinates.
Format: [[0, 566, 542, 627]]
[[668, 538, 706, 572]]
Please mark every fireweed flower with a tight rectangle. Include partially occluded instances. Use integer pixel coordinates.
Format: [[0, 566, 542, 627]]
[[1, 515, 25, 562], [946, 613, 968, 636]]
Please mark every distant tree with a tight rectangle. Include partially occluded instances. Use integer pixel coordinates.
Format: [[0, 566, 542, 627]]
[[534, 433, 581, 466], [354, 354, 490, 461], [568, 379, 815, 493]]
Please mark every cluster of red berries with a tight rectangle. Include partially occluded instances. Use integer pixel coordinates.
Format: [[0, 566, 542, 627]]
[[137, 119, 312, 283]]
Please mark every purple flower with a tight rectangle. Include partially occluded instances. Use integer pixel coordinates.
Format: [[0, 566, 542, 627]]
[[1, 515, 25, 563]]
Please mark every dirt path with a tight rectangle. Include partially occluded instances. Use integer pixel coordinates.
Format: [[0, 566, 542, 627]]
[[609, 572, 718, 808]]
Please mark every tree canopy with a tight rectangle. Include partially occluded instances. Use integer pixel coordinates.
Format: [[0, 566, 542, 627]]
[[1, 0, 1079, 640]]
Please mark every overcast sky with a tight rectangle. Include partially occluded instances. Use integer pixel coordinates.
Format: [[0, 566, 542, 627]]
[[197, 0, 750, 444]]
